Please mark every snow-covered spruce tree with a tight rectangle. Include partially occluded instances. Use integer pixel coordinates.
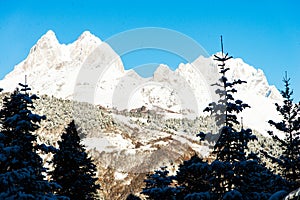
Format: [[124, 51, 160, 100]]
[[50, 120, 100, 199], [194, 37, 290, 199], [175, 154, 212, 198], [234, 153, 288, 199], [197, 36, 257, 197], [263, 72, 300, 190], [141, 166, 179, 200], [202, 36, 254, 163], [0, 83, 62, 199]]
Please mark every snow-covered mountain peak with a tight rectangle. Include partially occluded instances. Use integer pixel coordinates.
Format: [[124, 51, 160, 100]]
[[125, 69, 145, 79], [153, 64, 174, 81], [9, 30, 65, 74], [75, 30, 102, 45], [40, 30, 57, 40], [78, 30, 100, 41], [0, 30, 285, 136], [156, 64, 171, 71], [35, 30, 59, 49], [0, 30, 115, 98]]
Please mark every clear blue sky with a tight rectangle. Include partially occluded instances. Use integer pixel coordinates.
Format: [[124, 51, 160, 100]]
[[0, 0, 299, 101]]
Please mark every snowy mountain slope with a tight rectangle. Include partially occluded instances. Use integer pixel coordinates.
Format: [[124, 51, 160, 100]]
[[0, 92, 214, 199], [0, 93, 278, 199], [0, 30, 101, 99], [0, 30, 283, 135]]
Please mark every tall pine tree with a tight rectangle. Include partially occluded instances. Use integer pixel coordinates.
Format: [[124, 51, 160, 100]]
[[198, 36, 257, 197], [196, 37, 287, 199], [0, 83, 61, 199], [201, 36, 254, 162], [263, 72, 300, 190], [50, 120, 100, 199]]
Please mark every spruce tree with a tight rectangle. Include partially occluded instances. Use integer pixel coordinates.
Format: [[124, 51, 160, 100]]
[[50, 120, 100, 199], [141, 166, 179, 200], [234, 153, 287, 200], [198, 36, 257, 197], [176, 155, 212, 197], [0, 83, 60, 199], [195, 37, 290, 199], [201, 36, 255, 162], [263, 72, 300, 190]]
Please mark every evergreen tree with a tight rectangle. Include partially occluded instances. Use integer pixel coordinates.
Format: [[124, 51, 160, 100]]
[[198, 36, 257, 197], [50, 120, 100, 199], [141, 166, 179, 200], [200, 36, 255, 163], [195, 37, 288, 199], [234, 153, 288, 200], [176, 155, 212, 197], [0, 83, 61, 199], [263, 72, 300, 190]]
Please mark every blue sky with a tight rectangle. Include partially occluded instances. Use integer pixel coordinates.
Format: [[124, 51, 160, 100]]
[[0, 0, 299, 101]]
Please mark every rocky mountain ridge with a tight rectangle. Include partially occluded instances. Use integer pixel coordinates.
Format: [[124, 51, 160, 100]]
[[0, 30, 283, 136]]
